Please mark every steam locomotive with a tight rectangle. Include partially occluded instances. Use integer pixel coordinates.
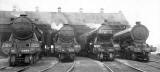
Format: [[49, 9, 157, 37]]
[[79, 21, 116, 61], [53, 24, 80, 61], [1, 14, 44, 66], [0, 24, 12, 57], [113, 22, 156, 61]]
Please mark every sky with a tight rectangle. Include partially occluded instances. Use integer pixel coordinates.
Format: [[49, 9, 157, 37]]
[[0, 0, 160, 47]]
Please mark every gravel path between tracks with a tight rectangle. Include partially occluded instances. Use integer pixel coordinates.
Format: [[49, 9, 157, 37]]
[[150, 54, 160, 61], [23, 57, 58, 72], [74, 57, 108, 72], [44, 61, 74, 72]]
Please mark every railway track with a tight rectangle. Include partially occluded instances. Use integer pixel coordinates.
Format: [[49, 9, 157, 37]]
[[40, 61, 75, 72], [0, 66, 8, 70], [115, 59, 160, 72], [0, 57, 59, 72], [149, 56, 160, 63], [65, 61, 75, 72], [144, 60, 160, 70], [146, 64, 160, 70], [39, 62, 59, 72], [116, 61, 146, 72], [102, 63, 114, 72], [0, 66, 30, 72], [104, 59, 146, 72], [138, 55, 160, 70]]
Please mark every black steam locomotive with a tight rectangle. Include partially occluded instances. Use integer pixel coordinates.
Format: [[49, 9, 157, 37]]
[[53, 24, 80, 61], [113, 22, 156, 61], [2, 14, 44, 66], [79, 21, 116, 61]]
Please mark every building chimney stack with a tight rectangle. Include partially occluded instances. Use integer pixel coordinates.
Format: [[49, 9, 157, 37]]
[[79, 8, 83, 13], [100, 8, 104, 13], [35, 6, 39, 12], [58, 7, 61, 13], [12, 5, 17, 11], [119, 10, 123, 14]]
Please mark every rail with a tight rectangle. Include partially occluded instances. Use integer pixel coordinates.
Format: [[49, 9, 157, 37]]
[[66, 61, 76, 72], [116, 59, 146, 72], [103, 63, 114, 72], [39, 62, 58, 72]]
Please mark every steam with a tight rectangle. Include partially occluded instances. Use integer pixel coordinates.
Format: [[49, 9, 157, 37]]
[[11, 11, 26, 17], [51, 22, 63, 30]]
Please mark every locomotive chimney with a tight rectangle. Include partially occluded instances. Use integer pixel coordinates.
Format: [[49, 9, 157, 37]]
[[58, 7, 61, 13], [101, 19, 108, 25], [119, 10, 123, 14], [100, 8, 104, 13], [79, 8, 83, 13], [12, 5, 17, 11], [63, 23, 69, 26], [104, 19, 108, 22], [20, 14, 27, 17], [10, 18, 15, 21], [136, 21, 141, 25], [35, 19, 39, 21]]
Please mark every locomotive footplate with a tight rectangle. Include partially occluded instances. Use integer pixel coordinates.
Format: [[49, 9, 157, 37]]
[[10, 54, 27, 62], [97, 52, 114, 60], [135, 52, 149, 61], [59, 52, 75, 61]]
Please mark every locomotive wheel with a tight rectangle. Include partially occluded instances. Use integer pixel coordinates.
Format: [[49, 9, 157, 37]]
[[25, 55, 30, 63], [108, 53, 114, 61], [144, 55, 150, 62], [33, 55, 36, 64], [59, 54, 63, 61], [29, 55, 34, 64], [131, 53, 136, 60], [9, 61, 15, 66], [100, 53, 104, 61], [97, 53, 103, 61], [70, 54, 75, 61], [37, 55, 40, 61], [9, 55, 16, 66], [58, 54, 61, 61], [120, 51, 125, 59], [145, 57, 149, 62], [97, 53, 100, 60]]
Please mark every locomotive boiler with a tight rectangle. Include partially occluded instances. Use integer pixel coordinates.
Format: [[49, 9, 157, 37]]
[[1, 14, 44, 66], [54, 24, 80, 61], [113, 22, 156, 61], [79, 21, 115, 61]]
